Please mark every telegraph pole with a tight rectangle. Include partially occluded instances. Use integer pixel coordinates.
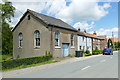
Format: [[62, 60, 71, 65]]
[[112, 31, 114, 38], [112, 31, 114, 48]]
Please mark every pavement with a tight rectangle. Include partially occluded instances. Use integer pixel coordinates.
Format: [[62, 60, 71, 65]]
[[2, 51, 118, 78]]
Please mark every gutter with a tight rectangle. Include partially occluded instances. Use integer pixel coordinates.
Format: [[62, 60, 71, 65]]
[[48, 24, 78, 32]]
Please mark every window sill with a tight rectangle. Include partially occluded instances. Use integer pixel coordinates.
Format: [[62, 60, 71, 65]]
[[34, 46, 40, 49], [18, 46, 22, 49], [71, 46, 75, 48], [55, 46, 61, 49]]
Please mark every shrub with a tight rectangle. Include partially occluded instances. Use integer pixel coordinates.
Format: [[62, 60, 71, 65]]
[[84, 53, 91, 56], [68, 54, 72, 57], [84, 50, 91, 56], [85, 50, 90, 54], [92, 47, 102, 55], [2, 52, 52, 70], [98, 50, 102, 54], [92, 50, 99, 55]]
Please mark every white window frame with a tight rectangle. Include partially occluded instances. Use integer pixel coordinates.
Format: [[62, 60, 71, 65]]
[[71, 34, 74, 47], [18, 33, 23, 48], [54, 31, 60, 47], [83, 36, 86, 42], [34, 30, 40, 47]]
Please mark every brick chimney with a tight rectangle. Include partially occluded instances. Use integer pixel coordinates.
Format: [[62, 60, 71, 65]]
[[93, 31, 97, 35], [78, 28, 80, 31], [84, 29, 86, 33]]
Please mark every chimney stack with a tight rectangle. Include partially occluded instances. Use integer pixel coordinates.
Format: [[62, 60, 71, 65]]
[[78, 28, 80, 31], [84, 29, 86, 33], [93, 31, 97, 35]]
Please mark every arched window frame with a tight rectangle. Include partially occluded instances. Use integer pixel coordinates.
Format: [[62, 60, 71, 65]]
[[18, 33, 23, 47], [34, 30, 40, 47], [54, 31, 60, 46], [71, 34, 74, 47]]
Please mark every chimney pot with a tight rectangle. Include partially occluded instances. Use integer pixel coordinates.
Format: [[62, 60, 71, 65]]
[[78, 28, 80, 31], [84, 29, 86, 33], [93, 31, 97, 35]]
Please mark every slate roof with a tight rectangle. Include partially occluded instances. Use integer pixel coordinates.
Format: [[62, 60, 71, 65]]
[[84, 33, 100, 39], [78, 32, 104, 40], [12, 9, 79, 32]]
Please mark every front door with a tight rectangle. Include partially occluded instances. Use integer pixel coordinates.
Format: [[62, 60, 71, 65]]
[[62, 43, 69, 57]]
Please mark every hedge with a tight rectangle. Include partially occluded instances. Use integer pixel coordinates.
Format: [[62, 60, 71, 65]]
[[112, 48, 120, 51], [2, 52, 52, 70], [92, 47, 102, 55]]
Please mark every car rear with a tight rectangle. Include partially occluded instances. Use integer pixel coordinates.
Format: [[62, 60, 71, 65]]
[[103, 49, 111, 55]]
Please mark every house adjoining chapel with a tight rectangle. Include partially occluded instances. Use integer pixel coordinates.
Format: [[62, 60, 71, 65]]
[[12, 9, 107, 59], [77, 29, 107, 53]]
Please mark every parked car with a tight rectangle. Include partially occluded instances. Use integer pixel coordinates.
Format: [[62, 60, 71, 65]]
[[103, 48, 113, 55]]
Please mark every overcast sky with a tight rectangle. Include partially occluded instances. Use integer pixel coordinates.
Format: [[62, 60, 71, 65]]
[[2, 0, 119, 38]]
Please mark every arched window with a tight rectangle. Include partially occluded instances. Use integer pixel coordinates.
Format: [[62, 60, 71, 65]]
[[34, 30, 40, 46], [19, 33, 23, 47], [71, 34, 74, 46], [54, 31, 60, 46]]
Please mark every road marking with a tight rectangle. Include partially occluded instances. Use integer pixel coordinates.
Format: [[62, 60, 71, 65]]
[[81, 66, 91, 70], [100, 60, 106, 62], [105, 56, 109, 57]]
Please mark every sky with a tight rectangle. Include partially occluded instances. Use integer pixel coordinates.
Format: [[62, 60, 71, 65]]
[[1, 0, 119, 38]]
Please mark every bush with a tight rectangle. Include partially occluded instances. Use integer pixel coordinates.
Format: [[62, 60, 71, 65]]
[[84, 50, 91, 56], [93, 50, 99, 55], [98, 50, 102, 54], [68, 54, 73, 57], [92, 47, 102, 55], [85, 50, 90, 54], [2, 52, 52, 70], [84, 53, 91, 56], [113, 48, 120, 51]]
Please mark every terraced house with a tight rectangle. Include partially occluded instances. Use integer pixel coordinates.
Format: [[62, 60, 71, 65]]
[[12, 9, 84, 58], [13, 9, 107, 59], [77, 30, 107, 53]]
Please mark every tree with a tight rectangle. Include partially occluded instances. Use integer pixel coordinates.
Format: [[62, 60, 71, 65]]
[[2, 22, 13, 55], [0, 0, 15, 55], [114, 42, 120, 48], [107, 39, 113, 48], [0, 0, 15, 22]]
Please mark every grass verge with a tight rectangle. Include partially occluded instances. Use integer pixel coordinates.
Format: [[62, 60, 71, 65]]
[[2, 60, 59, 72], [0, 54, 12, 61]]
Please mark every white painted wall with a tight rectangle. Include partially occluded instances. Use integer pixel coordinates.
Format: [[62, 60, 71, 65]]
[[77, 36, 87, 51], [86, 37, 92, 53], [77, 36, 93, 53]]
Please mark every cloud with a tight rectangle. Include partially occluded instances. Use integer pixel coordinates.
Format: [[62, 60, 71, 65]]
[[9, 0, 67, 26], [56, 0, 111, 23], [9, 1, 47, 26], [8, 0, 110, 28], [103, 3, 111, 8], [73, 21, 95, 31], [89, 27, 118, 38], [45, 0, 66, 15]]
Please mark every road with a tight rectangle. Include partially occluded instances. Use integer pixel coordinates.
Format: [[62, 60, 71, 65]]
[[9, 51, 118, 78]]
